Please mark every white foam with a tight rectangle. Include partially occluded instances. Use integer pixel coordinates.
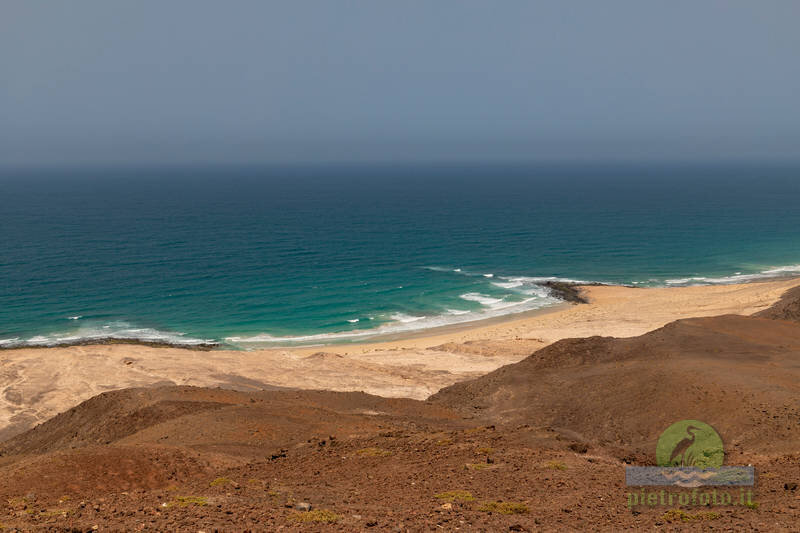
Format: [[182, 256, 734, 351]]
[[492, 280, 523, 289], [177, 262, 800, 347], [491, 276, 584, 298], [390, 313, 426, 323], [421, 266, 459, 273], [499, 275, 594, 285], [762, 264, 800, 274], [664, 264, 800, 286], [228, 291, 559, 348], [460, 293, 504, 306], [347, 319, 360, 323], [225, 267, 574, 349], [67, 315, 82, 320], [0, 321, 216, 349]]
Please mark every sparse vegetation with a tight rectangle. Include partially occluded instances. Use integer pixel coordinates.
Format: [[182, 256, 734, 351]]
[[744, 501, 759, 510], [662, 509, 721, 522], [476, 447, 494, 455], [289, 509, 340, 523], [465, 462, 489, 470], [435, 490, 475, 503], [436, 438, 453, 446], [544, 460, 567, 470], [170, 496, 208, 507], [209, 477, 232, 487], [7, 497, 26, 508], [357, 447, 392, 457], [477, 501, 529, 515]]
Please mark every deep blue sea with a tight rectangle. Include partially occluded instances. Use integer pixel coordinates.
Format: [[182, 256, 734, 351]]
[[2, 162, 799, 349]]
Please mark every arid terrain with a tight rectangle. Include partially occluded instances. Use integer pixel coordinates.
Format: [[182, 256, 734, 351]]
[[3, 278, 798, 441], [1, 282, 800, 530]]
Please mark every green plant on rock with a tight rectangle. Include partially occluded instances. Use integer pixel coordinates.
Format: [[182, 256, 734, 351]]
[[477, 501, 529, 515], [170, 496, 208, 507], [435, 490, 475, 503], [662, 509, 721, 522], [289, 509, 340, 523]]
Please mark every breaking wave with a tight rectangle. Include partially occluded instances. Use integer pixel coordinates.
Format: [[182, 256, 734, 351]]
[[0, 321, 217, 349], [664, 264, 800, 286]]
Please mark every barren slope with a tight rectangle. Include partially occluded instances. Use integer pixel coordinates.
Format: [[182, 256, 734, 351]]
[[1, 286, 800, 530]]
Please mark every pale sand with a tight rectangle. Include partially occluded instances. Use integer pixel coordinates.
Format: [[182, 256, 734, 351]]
[[1, 277, 799, 440]]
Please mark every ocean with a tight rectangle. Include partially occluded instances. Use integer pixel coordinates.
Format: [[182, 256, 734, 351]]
[[1, 162, 799, 349]]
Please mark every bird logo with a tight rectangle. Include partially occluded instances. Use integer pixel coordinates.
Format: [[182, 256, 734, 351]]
[[669, 425, 701, 466], [625, 419, 752, 489], [656, 420, 724, 468]]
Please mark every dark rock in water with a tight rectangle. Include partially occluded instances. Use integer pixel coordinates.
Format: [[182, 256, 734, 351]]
[[0, 338, 220, 351], [538, 281, 589, 304]]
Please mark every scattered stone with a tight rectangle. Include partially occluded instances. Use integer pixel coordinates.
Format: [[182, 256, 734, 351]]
[[295, 502, 312, 512], [569, 442, 589, 454]]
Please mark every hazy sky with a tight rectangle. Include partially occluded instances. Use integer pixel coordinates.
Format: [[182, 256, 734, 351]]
[[2, 1, 799, 166]]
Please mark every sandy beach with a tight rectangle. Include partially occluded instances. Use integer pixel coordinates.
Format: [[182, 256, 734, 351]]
[[2, 276, 799, 441]]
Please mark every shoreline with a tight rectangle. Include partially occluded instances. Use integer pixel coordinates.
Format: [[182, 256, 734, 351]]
[[3, 275, 799, 353], [1, 276, 799, 439], [274, 275, 800, 357], [244, 300, 575, 350]]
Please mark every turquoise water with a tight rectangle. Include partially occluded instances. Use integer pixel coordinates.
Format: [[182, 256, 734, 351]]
[[1, 162, 799, 349]]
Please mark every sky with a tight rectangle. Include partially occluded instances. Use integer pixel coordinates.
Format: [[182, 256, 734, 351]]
[[2, 1, 800, 166]]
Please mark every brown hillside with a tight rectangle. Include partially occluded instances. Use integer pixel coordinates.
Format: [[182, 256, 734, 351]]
[[756, 284, 800, 323], [429, 313, 800, 456], [0, 387, 459, 458]]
